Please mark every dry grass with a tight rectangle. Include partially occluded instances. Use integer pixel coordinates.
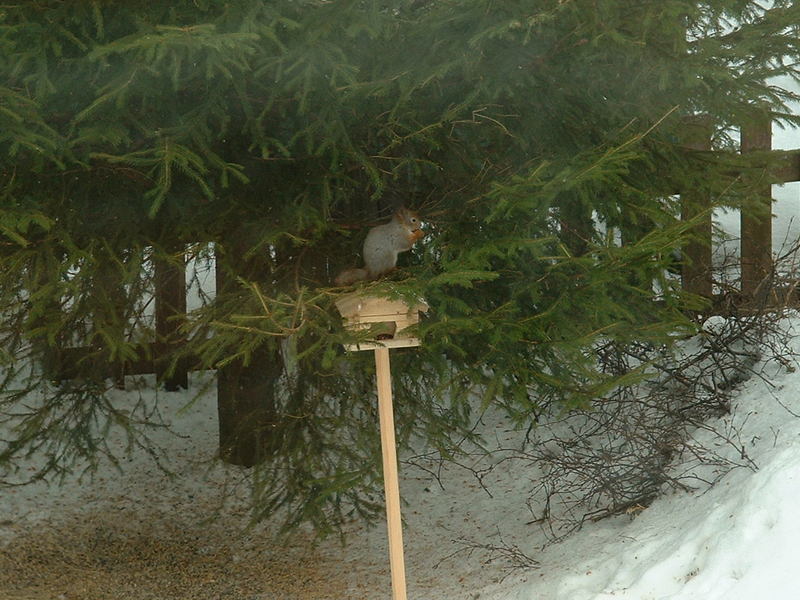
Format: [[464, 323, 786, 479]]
[[0, 508, 350, 600]]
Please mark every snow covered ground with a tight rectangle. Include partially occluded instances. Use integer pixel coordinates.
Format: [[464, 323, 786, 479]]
[[5, 85, 800, 599], [3, 314, 800, 599]]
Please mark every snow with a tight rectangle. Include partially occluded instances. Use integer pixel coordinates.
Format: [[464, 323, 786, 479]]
[[535, 357, 800, 600], [7, 85, 800, 599], [4, 318, 800, 599]]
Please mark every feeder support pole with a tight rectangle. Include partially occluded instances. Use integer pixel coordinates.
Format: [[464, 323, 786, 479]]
[[374, 346, 408, 600]]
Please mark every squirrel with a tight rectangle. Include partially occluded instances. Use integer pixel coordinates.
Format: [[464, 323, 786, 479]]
[[334, 207, 424, 286]]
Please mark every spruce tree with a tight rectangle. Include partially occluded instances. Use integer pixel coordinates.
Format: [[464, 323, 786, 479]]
[[1, 1, 799, 535]]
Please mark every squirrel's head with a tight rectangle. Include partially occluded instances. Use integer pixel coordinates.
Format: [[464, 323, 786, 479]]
[[396, 206, 422, 231]]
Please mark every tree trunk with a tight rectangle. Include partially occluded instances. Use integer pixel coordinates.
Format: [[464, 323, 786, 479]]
[[559, 197, 594, 257], [215, 239, 281, 467]]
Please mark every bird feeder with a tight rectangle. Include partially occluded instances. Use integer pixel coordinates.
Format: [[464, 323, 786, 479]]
[[335, 294, 428, 351], [335, 293, 428, 600]]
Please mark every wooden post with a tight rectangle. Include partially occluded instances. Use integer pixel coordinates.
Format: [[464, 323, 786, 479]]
[[740, 111, 773, 300], [154, 244, 188, 391], [335, 294, 427, 600], [680, 114, 714, 297], [374, 346, 408, 600], [93, 250, 130, 388]]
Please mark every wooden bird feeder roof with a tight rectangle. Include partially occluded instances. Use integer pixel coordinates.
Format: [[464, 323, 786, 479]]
[[335, 294, 428, 351]]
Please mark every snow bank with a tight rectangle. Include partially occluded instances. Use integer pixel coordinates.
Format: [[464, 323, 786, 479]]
[[509, 323, 800, 600], [549, 447, 800, 600]]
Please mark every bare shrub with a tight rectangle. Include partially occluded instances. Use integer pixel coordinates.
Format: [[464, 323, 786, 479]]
[[432, 250, 800, 569]]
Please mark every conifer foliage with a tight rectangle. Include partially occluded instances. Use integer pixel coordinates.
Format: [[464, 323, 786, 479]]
[[2, 1, 800, 534]]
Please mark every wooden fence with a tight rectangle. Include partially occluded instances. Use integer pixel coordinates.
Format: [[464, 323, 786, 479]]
[[681, 111, 800, 304]]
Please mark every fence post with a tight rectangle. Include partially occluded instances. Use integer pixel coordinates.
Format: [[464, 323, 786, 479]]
[[680, 114, 714, 298], [740, 110, 773, 300], [154, 244, 188, 390]]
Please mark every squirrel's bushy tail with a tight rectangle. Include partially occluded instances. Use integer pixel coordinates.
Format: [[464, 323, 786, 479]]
[[334, 267, 369, 287]]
